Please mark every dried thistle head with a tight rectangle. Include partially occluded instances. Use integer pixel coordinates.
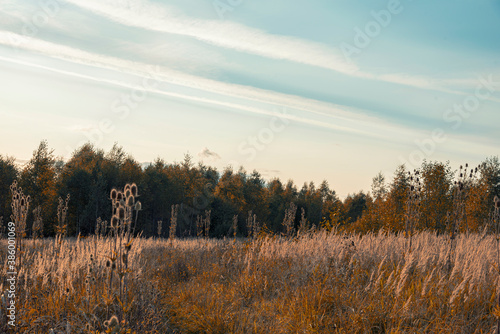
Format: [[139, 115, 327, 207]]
[[110, 189, 117, 201], [118, 207, 125, 220], [111, 216, 118, 228], [104, 315, 119, 330], [127, 195, 135, 207], [134, 201, 142, 211], [116, 192, 123, 201], [130, 183, 138, 197]]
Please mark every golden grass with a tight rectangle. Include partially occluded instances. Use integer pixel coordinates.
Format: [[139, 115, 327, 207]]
[[1, 231, 499, 333]]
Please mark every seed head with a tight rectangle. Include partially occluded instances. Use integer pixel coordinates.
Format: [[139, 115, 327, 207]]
[[106, 260, 111, 268], [105, 315, 119, 329], [118, 207, 125, 220], [127, 195, 135, 207], [130, 183, 138, 197], [135, 201, 142, 211], [110, 189, 117, 201], [116, 192, 123, 201]]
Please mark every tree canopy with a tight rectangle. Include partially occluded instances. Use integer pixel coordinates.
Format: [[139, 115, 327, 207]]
[[2, 141, 499, 237]]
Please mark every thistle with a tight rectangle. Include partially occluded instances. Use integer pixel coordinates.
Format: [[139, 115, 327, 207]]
[[157, 220, 163, 238], [282, 202, 297, 238], [231, 214, 238, 238], [405, 170, 421, 253], [56, 194, 70, 238], [170, 204, 179, 240], [32, 205, 43, 240]]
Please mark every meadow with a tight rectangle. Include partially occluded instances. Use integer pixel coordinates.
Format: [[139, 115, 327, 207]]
[[2, 230, 500, 333], [1, 149, 499, 333]]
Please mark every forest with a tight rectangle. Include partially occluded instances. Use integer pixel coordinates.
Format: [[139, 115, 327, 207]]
[[0, 140, 499, 238]]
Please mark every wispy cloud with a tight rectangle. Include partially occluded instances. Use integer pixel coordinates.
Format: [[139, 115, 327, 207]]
[[258, 169, 282, 178], [0, 31, 427, 142], [60, 0, 460, 93], [198, 147, 221, 161], [61, 0, 358, 75]]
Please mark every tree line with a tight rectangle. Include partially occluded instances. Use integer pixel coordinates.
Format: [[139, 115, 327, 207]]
[[0, 140, 499, 238]]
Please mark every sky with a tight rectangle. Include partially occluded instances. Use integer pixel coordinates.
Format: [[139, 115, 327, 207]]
[[0, 0, 499, 198]]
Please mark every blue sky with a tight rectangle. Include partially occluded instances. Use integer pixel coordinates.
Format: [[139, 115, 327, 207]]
[[1, 0, 499, 198]]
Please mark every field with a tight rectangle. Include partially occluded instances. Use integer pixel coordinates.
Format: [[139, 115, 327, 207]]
[[2, 231, 500, 333]]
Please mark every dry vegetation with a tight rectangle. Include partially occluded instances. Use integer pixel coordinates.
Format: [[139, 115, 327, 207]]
[[2, 230, 500, 333], [0, 157, 499, 333]]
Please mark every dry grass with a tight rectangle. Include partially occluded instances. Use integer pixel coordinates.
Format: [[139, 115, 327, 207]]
[[2, 231, 500, 333]]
